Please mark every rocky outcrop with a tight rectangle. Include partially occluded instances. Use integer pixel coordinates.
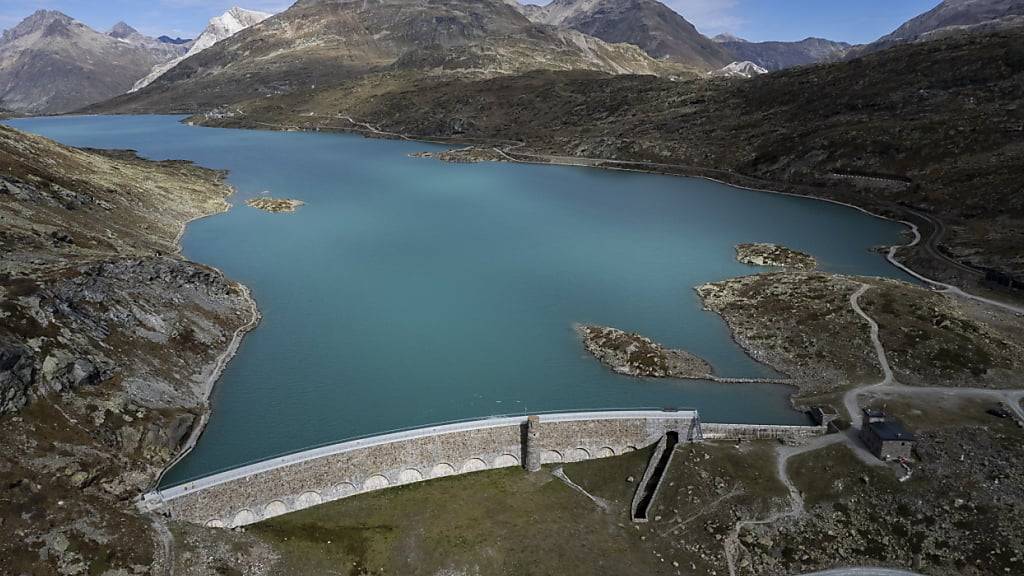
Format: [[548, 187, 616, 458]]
[[697, 271, 1024, 397], [410, 147, 510, 163], [0, 341, 35, 413], [576, 324, 713, 379], [697, 273, 880, 394]]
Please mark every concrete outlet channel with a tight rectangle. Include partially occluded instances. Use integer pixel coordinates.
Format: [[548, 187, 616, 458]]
[[631, 431, 680, 522]]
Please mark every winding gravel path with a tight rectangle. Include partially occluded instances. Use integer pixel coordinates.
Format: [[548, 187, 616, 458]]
[[884, 220, 1024, 316], [844, 284, 895, 428], [906, 209, 983, 278]]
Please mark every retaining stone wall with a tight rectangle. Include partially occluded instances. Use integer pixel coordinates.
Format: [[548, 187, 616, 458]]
[[701, 423, 826, 441]]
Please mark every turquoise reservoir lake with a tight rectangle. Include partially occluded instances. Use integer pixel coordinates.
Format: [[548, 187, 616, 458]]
[[11, 116, 913, 485]]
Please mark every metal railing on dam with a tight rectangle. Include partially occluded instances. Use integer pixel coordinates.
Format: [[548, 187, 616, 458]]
[[141, 410, 824, 528]]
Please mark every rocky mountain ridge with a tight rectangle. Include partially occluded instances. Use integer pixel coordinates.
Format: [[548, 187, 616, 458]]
[[884, 0, 1024, 41], [91, 0, 671, 115], [716, 37, 852, 71], [0, 10, 186, 114], [158, 35, 193, 45], [851, 0, 1024, 56], [520, 0, 733, 70]]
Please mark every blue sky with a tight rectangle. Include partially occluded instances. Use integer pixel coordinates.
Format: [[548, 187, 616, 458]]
[[2, 0, 941, 44]]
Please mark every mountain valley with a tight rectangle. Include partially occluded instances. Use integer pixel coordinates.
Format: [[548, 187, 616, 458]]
[[3, 0, 1024, 574]]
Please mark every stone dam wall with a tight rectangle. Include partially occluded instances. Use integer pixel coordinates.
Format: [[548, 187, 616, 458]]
[[141, 411, 824, 528]]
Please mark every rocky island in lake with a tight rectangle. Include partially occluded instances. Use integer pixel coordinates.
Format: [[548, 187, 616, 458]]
[[576, 324, 713, 379], [736, 243, 817, 270], [247, 197, 305, 213]]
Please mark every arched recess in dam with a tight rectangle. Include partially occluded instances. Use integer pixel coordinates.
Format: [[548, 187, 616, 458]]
[[430, 463, 456, 478], [493, 454, 520, 467]]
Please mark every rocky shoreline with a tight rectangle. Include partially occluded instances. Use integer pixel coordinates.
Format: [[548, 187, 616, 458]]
[[0, 124, 260, 573]]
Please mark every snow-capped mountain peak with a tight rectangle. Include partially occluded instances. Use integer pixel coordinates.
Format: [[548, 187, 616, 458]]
[[131, 6, 271, 92]]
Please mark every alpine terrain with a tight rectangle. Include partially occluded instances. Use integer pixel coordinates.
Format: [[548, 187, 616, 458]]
[[132, 7, 272, 92], [851, 0, 1024, 55], [0, 11, 188, 114], [92, 0, 671, 115], [520, 0, 733, 70], [4, 0, 1024, 574]]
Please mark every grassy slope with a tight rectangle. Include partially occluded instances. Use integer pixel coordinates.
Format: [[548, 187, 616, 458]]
[[252, 393, 1024, 576], [255, 442, 787, 575]]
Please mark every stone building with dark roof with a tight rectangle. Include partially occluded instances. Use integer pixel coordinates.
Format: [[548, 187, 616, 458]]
[[859, 410, 916, 461]]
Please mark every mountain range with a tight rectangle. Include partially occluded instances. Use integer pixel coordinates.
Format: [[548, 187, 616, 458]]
[[0, 12, 188, 114], [714, 36, 852, 71], [2, 0, 1022, 119], [93, 0, 671, 115]]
